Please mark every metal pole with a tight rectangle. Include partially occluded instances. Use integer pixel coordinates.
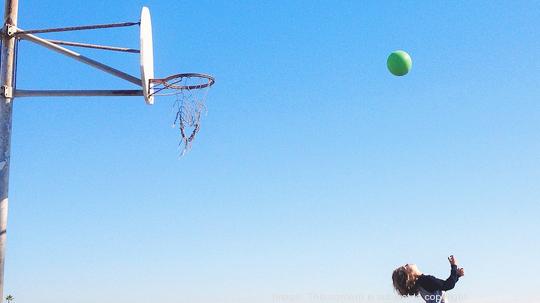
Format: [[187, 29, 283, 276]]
[[46, 39, 140, 53], [0, 0, 18, 301], [15, 89, 143, 97], [14, 21, 139, 35]]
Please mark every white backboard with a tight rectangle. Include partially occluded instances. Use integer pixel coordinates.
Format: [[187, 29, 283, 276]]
[[140, 6, 154, 105]]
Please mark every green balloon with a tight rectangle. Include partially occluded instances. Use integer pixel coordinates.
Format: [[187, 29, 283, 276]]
[[387, 50, 412, 76]]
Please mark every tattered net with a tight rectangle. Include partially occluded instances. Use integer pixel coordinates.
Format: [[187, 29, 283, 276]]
[[149, 73, 215, 156]]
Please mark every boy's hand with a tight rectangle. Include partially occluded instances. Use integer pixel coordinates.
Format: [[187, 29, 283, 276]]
[[448, 255, 458, 266], [457, 267, 465, 277]]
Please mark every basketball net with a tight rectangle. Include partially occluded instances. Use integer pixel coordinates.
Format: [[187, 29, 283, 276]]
[[172, 85, 209, 156], [150, 73, 214, 156]]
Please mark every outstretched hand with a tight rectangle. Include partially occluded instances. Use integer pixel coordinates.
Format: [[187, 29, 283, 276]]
[[449, 255, 465, 277]]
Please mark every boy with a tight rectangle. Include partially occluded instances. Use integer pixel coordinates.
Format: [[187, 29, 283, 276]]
[[392, 255, 465, 303]]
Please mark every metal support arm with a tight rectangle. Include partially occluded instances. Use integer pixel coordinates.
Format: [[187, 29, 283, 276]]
[[14, 89, 143, 97], [13, 26, 142, 86], [46, 39, 140, 53], [13, 21, 139, 35]]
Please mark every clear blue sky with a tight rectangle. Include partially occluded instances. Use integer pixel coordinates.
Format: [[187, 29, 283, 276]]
[[3, 1, 540, 303]]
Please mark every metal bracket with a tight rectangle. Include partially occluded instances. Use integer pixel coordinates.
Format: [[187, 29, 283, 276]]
[[5, 24, 16, 36], [16, 28, 142, 86], [1, 86, 13, 98]]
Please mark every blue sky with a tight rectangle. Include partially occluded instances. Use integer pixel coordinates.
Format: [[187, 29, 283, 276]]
[[3, 1, 540, 303]]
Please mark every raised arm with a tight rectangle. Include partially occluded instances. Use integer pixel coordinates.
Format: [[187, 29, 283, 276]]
[[416, 255, 465, 292]]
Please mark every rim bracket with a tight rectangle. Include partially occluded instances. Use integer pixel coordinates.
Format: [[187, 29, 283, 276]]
[[5, 24, 16, 36], [1, 86, 12, 98]]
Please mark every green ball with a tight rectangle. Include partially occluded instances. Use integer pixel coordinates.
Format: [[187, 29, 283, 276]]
[[387, 50, 412, 76]]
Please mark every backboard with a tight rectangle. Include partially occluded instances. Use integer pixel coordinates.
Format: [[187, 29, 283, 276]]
[[140, 6, 154, 105]]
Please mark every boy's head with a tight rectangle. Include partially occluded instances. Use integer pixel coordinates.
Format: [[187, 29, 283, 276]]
[[392, 264, 421, 296]]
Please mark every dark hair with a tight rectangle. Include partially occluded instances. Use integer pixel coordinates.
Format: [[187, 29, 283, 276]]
[[392, 266, 419, 296]]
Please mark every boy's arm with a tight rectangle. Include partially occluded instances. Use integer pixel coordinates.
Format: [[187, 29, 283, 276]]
[[416, 264, 460, 292]]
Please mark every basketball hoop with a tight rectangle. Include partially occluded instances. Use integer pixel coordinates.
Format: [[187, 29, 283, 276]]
[[149, 73, 215, 156], [11, 6, 216, 157], [149, 73, 215, 95]]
